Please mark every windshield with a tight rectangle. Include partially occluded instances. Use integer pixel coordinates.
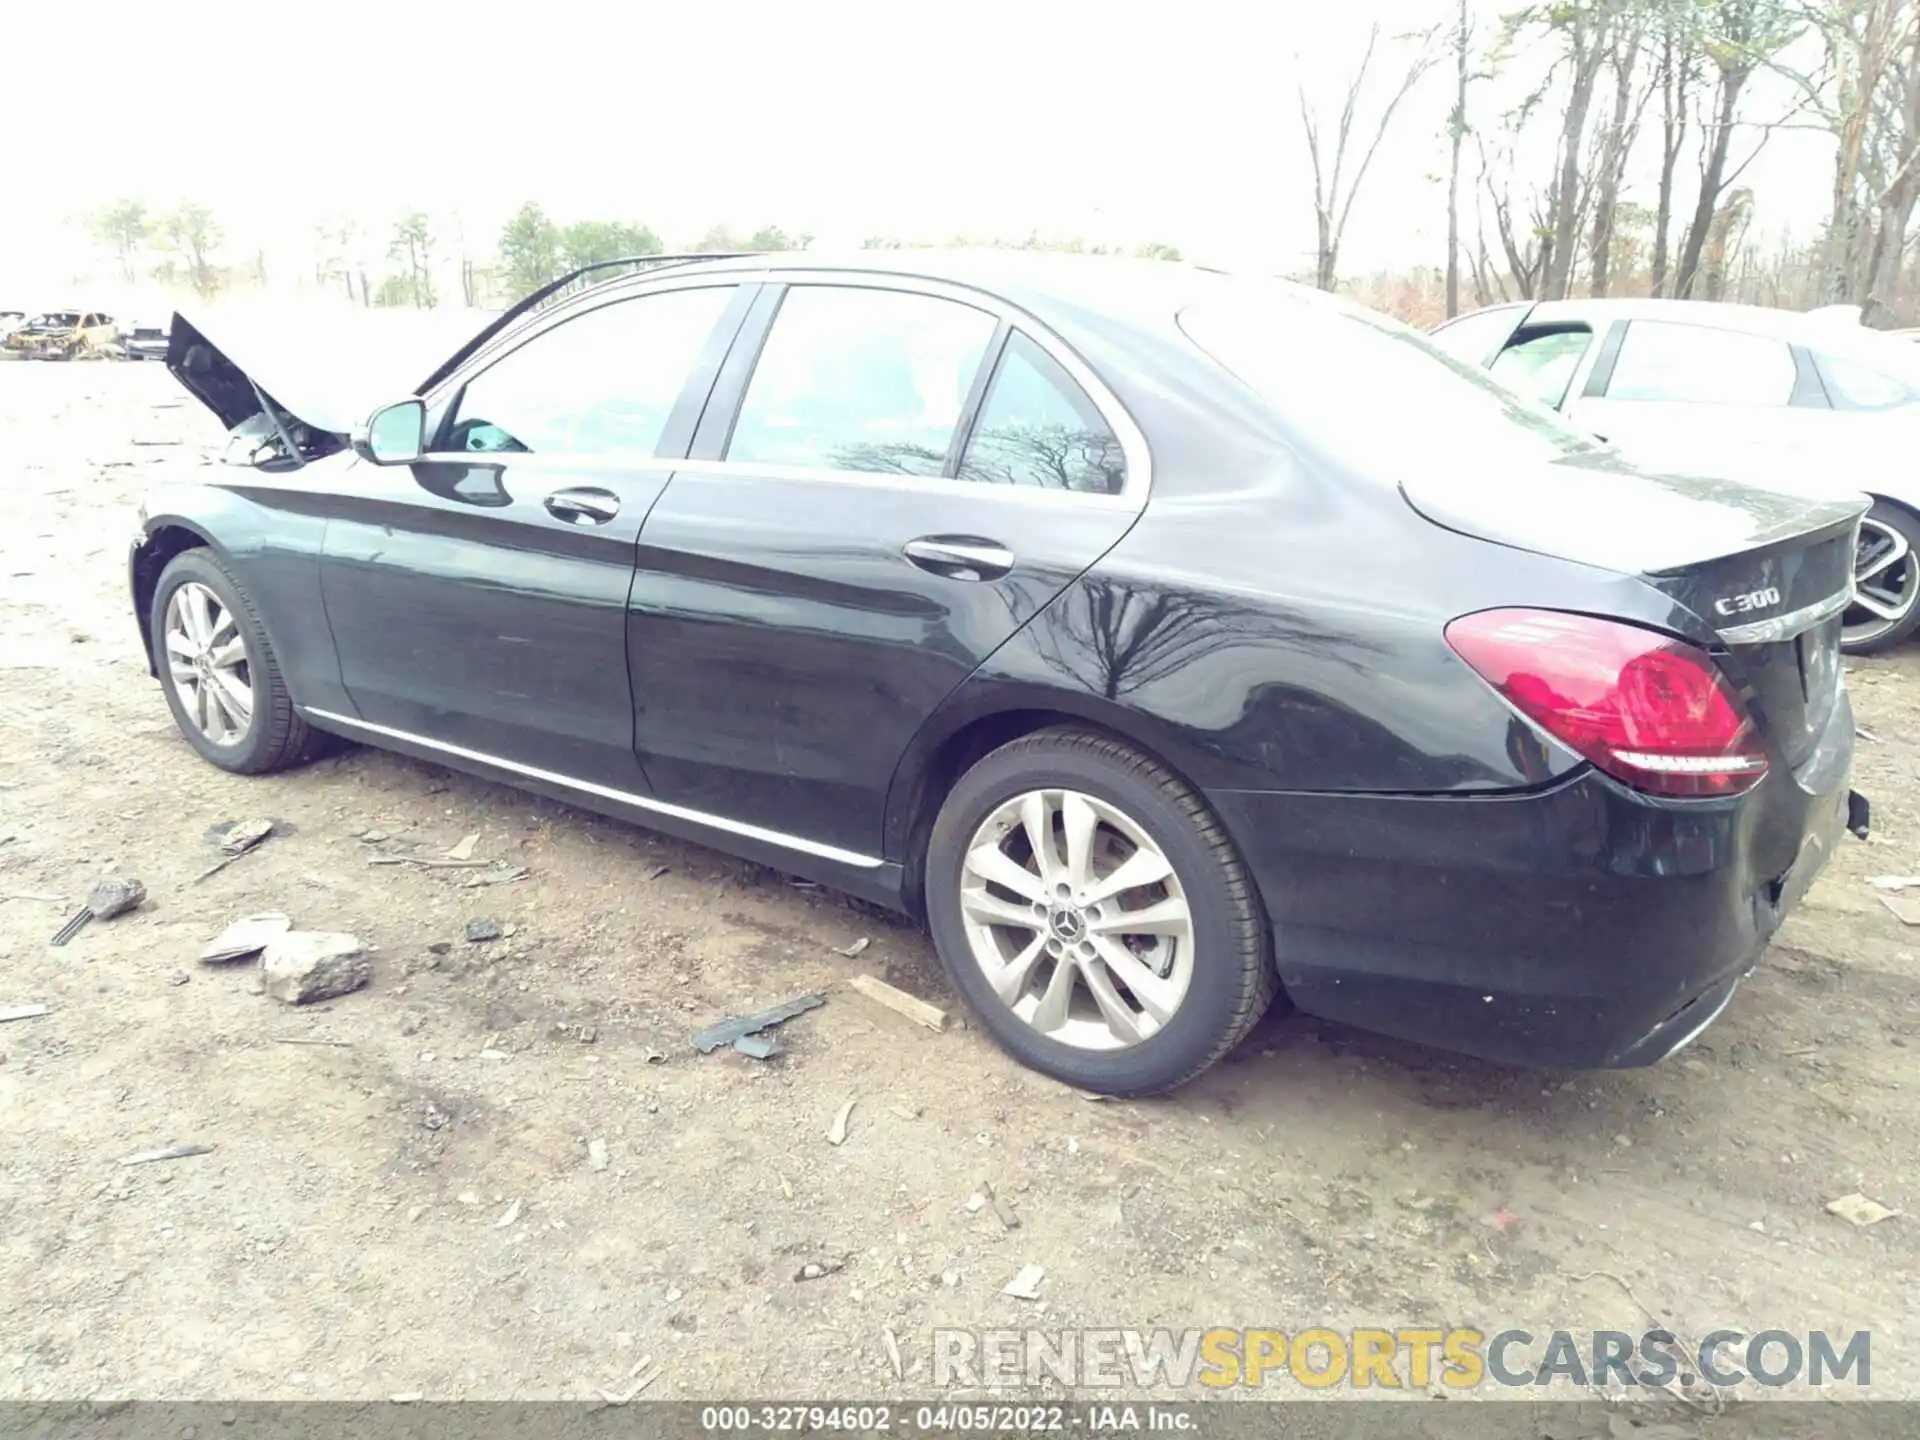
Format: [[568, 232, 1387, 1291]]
[[1178, 289, 1600, 475], [29, 312, 81, 327]]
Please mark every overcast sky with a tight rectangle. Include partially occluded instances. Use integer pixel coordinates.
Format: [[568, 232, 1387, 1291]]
[[7, 0, 1840, 295]]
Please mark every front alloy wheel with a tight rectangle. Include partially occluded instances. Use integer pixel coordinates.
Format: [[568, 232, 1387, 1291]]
[[163, 581, 255, 745], [1843, 502, 1920, 654]]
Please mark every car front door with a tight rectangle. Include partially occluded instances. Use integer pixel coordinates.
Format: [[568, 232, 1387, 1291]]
[[625, 275, 1146, 860], [319, 280, 752, 788]]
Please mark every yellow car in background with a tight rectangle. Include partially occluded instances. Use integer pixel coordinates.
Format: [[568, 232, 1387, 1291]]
[[4, 310, 119, 359]]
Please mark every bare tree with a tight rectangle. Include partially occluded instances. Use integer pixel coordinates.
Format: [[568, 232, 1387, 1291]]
[[1673, 0, 1804, 297], [1650, 7, 1703, 295], [1588, 25, 1654, 295], [1298, 23, 1440, 291], [1445, 0, 1474, 317]]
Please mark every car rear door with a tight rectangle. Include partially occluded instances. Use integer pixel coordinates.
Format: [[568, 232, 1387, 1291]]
[[318, 279, 753, 790], [1563, 318, 1830, 471], [625, 273, 1147, 859]]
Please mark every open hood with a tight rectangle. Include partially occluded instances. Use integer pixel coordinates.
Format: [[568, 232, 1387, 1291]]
[[165, 306, 498, 439], [167, 312, 359, 439]]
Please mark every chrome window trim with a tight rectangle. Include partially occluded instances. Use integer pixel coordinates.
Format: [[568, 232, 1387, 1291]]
[[301, 708, 885, 869], [1716, 587, 1852, 645], [660, 455, 1138, 509]]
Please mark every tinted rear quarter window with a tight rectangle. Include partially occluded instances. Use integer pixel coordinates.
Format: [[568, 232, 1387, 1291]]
[[958, 332, 1126, 494]]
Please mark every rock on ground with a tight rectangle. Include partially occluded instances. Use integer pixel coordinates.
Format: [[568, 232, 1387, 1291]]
[[261, 932, 370, 1005]]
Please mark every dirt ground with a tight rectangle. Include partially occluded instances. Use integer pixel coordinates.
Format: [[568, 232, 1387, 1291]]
[[1, 361, 1916, 1415]]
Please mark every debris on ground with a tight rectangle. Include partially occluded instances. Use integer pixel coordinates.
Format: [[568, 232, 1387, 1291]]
[[494, 1198, 522, 1229], [367, 853, 490, 871], [1877, 894, 1920, 926], [732, 1033, 779, 1060], [168, 970, 190, 986], [827, 1097, 857, 1146], [3, 891, 68, 904], [463, 865, 529, 888], [446, 833, 479, 862], [120, 1142, 215, 1166], [596, 1364, 661, 1406], [884, 1328, 904, 1381], [990, 1192, 1021, 1231], [645, 865, 670, 881], [464, 918, 503, 943], [1869, 875, 1920, 891], [834, 937, 871, 958], [1826, 1192, 1899, 1227], [794, 1256, 847, 1281], [1857, 724, 1880, 742], [1001, 1263, 1045, 1300], [588, 1138, 609, 1171], [48, 876, 146, 946], [0, 1003, 51, 1023], [848, 974, 949, 1032], [215, 817, 275, 856], [200, 911, 292, 964], [260, 932, 370, 1005], [196, 819, 275, 880], [691, 992, 825, 1054], [273, 1036, 352, 1049]]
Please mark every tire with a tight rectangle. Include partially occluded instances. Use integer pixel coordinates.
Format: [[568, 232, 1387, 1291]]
[[1842, 499, 1920, 655], [149, 549, 325, 774], [924, 727, 1280, 1095]]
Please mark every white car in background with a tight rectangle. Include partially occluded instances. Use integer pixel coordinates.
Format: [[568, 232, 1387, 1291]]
[[1432, 298, 1920, 653]]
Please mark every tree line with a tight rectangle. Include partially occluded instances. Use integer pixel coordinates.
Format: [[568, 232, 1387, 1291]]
[[1302, 0, 1919, 326], [86, 198, 1183, 311], [84, 0, 1918, 330]]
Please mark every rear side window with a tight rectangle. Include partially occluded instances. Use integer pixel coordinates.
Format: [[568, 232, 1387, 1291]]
[[958, 332, 1126, 494], [1605, 321, 1796, 406], [443, 285, 735, 456], [727, 286, 996, 476], [1489, 326, 1592, 409]]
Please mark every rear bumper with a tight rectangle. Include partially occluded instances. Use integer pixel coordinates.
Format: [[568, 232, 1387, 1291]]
[[1210, 699, 1856, 1069]]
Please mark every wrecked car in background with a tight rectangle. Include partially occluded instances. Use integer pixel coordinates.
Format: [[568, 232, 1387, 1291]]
[[5, 310, 118, 360], [119, 321, 171, 361]]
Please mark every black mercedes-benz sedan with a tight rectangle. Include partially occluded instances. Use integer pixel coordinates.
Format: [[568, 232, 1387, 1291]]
[[129, 250, 1866, 1094]]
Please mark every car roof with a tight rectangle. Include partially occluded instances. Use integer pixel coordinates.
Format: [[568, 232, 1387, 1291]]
[[1514, 296, 1874, 345], [593, 248, 1250, 333]]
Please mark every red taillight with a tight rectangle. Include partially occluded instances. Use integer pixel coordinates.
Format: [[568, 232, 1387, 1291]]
[[1445, 608, 1768, 798]]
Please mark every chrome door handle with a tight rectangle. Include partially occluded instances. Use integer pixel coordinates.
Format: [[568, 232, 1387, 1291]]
[[903, 537, 1015, 580], [543, 487, 620, 525]]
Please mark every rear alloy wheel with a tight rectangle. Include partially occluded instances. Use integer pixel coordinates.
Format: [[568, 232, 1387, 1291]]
[[1843, 500, 1920, 654], [926, 728, 1279, 1095]]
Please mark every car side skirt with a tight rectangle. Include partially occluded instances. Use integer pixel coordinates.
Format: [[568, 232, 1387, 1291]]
[[300, 707, 907, 909]]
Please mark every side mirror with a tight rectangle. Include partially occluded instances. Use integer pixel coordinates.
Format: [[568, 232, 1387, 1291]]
[[352, 399, 426, 465]]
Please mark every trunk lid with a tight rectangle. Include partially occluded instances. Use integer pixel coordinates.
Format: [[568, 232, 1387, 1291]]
[[1404, 451, 1865, 770]]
